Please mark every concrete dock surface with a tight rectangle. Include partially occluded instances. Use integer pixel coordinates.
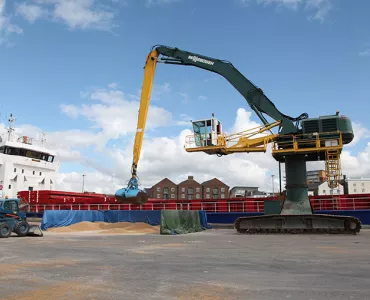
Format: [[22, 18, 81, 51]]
[[1, 228, 370, 300]]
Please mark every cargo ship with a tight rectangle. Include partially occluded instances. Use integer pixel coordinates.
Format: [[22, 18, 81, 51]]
[[0, 114, 59, 199]]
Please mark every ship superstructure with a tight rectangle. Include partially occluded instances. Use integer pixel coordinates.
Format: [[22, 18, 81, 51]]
[[0, 114, 59, 198]]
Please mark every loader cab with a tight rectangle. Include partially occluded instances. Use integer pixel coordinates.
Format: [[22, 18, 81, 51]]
[[0, 198, 20, 214], [191, 115, 222, 147]]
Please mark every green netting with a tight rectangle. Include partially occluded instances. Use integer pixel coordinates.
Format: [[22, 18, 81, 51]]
[[160, 210, 205, 235]]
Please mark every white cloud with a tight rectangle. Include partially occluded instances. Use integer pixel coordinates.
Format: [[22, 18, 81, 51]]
[[176, 113, 192, 126], [349, 122, 370, 148], [145, 0, 181, 7], [0, 0, 23, 45], [60, 104, 79, 119], [152, 82, 171, 101], [358, 49, 370, 57], [198, 95, 208, 101], [257, 0, 303, 10], [58, 83, 186, 151], [240, 0, 333, 22], [108, 82, 118, 89], [341, 144, 370, 179], [229, 108, 261, 134], [55, 171, 121, 194], [15, 3, 48, 23], [52, 0, 115, 30], [305, 0, 333, 22], [16, 0, 117, 31], [179, 92, 189, 104]]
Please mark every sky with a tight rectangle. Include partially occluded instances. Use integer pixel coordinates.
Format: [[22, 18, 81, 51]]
[[0, 0, 369, 194]]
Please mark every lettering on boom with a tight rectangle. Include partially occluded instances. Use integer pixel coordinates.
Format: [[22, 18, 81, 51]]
[[188, 55, 215, 66]]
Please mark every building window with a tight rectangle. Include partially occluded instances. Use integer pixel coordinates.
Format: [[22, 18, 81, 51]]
[[8, 184, 11, 189], [206, 194, 210, 199], [353, 183, 356, 186], [157, 187, 160, 192], [171, 187, 175, 192], [181, 187, 185, 192], [33, 171, 35, 175], [323, 190, 326, 194], [221, 187, 225, 192], [39, 172, 42, 176], [163, 187, 169, 200], [196, 194, 200, 199], [196, 187, 200, 192], [362, 189, 365, 193], [188, 194, 193, 200], [171, 194, 175, 199], [22, 169, 24, 173], [181, 194, 185, 199], [221, 194, 225, 198], [14, 168, 16, 172], [354, 189, 357, 193], [188, 187, 193, 194], [157, 194, 161, 198], [206, 188, 210, 192]]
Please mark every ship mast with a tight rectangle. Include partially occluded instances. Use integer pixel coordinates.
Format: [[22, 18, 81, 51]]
[[7, 113, 15, 142], [41, 132, 47, 147]]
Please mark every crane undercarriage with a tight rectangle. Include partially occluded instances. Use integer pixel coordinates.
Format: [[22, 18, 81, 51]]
[[234, 214, 361, 234]]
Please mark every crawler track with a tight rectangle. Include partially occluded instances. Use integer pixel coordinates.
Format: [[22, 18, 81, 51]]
[[234, 214, 361, 235]]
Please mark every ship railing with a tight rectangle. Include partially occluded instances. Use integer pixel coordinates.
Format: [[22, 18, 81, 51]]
[[27, 201, 265, 213], [26, 197, 370, 213]]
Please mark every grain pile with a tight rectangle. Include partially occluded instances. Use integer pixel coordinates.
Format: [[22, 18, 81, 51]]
[[47, 221, 160, 234]]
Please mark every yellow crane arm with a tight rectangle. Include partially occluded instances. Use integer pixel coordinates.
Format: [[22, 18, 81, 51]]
[[131, 50, 159, 177]]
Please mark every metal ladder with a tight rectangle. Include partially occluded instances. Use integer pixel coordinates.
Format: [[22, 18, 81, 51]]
[[325, 149, 342, 189]]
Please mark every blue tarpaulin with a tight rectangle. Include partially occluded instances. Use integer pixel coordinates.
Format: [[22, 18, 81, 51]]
[[104, 210, 161, 226], [199, 210, 212, 229], [41, 210, 210, 230], [41, 210, 105, 230]]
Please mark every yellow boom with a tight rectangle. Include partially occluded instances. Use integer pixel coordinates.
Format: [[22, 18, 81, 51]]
[[131, 50, 159, 177], [114, 50, 158, 205]]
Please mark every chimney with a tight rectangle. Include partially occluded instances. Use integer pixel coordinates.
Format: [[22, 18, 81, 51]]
[[188, 175, 194, 180]]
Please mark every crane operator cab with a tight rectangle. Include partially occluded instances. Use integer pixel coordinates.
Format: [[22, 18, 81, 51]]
[[190, 113, 223, 147]]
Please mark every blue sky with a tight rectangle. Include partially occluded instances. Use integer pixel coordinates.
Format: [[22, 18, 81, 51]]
[[0, 0, 369, 192]]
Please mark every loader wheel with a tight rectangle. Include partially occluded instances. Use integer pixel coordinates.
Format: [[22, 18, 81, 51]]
[[0, 222, 12, 238], [14, 220, 30, 237]]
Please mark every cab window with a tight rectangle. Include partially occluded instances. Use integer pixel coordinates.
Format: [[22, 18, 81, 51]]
[[4, 200, 18, 211]]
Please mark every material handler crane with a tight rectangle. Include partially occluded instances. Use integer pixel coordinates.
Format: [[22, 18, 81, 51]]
[[115, 45, 361, 234]]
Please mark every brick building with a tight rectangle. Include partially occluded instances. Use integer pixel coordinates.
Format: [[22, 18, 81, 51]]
[[201, 178, 229, 199], [149, 175, 231, 200], [151, 178, 177, 200], [178, 175, 202, 200]]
